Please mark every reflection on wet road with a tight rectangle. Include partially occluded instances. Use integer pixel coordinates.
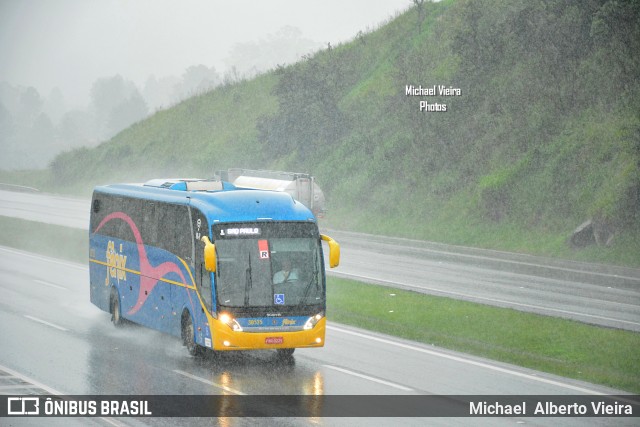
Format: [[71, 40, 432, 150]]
[[0, 246, 635, 426]]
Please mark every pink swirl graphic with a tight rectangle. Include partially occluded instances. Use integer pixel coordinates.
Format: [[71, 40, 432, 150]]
[[96, 211, 190, 315]]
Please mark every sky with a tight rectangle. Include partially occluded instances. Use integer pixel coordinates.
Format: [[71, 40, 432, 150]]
[[0, 0, 411, 107]]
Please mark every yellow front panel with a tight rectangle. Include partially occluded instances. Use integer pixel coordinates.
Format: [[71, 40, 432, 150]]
[[211, 317, 326, 351]]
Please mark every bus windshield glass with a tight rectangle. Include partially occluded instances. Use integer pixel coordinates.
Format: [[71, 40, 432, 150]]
[[213, 222, 323, 309]]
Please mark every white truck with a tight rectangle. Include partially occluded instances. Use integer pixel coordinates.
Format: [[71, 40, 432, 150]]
[[215, 169, 327, 218]]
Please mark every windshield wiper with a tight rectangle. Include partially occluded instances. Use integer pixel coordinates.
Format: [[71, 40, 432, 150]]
[[244, 252, 252, 306], [297, 250, 320, 307]]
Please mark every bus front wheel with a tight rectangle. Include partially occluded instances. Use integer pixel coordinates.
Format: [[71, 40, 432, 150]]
[[110, 289, 124, 327], [276, 348, 295, 358], [182, 313, 204, 357]]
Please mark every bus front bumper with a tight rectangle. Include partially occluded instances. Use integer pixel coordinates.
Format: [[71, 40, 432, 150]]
[[211, 317, 326, 351]]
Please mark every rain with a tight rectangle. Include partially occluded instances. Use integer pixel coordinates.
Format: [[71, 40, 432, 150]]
[[0, 0, 639, 424]]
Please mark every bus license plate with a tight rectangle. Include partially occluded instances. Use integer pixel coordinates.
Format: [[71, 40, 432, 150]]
[[265, 337, 284, 345]]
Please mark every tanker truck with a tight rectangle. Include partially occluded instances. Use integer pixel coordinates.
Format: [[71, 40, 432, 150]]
[[215, 169, 327, 218]]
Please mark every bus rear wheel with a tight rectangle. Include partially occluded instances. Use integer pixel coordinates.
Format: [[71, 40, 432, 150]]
[[182, 313, 204, 357], [110, 289, 124, 327]]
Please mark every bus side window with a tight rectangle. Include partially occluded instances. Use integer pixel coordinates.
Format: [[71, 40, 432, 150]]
[[155, 203, 191, 262], [143, 203, 158, 247], [175, 206, 191, 262]]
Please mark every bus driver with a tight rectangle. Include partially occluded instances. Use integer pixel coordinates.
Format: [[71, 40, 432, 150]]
[[273, 259, 299, 284]]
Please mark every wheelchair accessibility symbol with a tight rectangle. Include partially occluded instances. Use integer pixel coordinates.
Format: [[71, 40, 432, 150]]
[[274, 294, 285, 305]]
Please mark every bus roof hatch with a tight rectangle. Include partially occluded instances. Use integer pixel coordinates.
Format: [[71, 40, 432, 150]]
[[143, 179, 224, 192]]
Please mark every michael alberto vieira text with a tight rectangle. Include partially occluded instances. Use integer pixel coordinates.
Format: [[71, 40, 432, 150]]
[[470, 400, 634, 416]]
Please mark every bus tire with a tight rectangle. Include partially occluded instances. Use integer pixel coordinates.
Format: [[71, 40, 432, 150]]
[[110, 288, 124, 327], [182, 312, 204, 357], [276, 348, 295, 358]]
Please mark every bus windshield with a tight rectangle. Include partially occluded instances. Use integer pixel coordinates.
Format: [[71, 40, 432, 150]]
[[213, 222, 323, 309]]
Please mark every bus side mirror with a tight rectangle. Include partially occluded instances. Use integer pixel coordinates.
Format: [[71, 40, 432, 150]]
[[320, 234, 340, 268], [201, 236, 217, 272]]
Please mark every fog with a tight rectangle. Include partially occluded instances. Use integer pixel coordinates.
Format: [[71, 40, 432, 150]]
[[0, 0, 409, 169], [0, 0, 409, 107]]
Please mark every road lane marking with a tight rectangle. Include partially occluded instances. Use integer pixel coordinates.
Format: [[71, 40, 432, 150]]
[[0, 384, 45, 390], [173, 369, 246, 395], [0, 246, 87, 271], [4, 241, 639, 331], [326, 229, 640, 283], [33, 279, 68, 291], [0, 365, 131, 427], [330, 271, 640, 329], [24, 315, 68, 331], [327, 325, 608, 395], [323, 365, 413, 391], [0, 364, 64, 395]]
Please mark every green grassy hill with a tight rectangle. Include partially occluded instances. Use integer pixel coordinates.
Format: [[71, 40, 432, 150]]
[[16, 0, 640, 265]]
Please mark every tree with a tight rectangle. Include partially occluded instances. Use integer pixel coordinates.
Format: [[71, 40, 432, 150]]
[[44, 87, 66, 125], [412, 0, 428, 31], [257, 53, 350, 162], [171, 65, 220, 102], [89, 75, 138, 139], [58, 109, 96, 149], [225, 26, 322, 78], [106, 90, 149, 137], [143, 74, 179, 111], [590, 0, 640, 103], [0, 102, 15, 169], [0, 102, 14, 140], [18, 87, 43, 124]]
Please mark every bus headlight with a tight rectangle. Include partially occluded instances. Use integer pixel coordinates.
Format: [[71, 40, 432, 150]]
[[304, 313, 324, 330], [219, 312, 243, 332]]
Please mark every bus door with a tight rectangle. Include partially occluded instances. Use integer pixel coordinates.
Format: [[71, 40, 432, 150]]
[[188, 207, 214, 316]]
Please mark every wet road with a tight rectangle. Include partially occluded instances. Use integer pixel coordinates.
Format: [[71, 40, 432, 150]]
[[0, 246, 635, 426], [1, 189, 639, 331], [327, 229, 640, 331], [0, 189, 90, 229]]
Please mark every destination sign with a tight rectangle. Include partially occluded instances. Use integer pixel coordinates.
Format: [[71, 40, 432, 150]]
[[220, 227, 260, 237]]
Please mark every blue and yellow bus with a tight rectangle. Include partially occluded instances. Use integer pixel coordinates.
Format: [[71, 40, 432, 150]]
[[89, 178, 339, 357]]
